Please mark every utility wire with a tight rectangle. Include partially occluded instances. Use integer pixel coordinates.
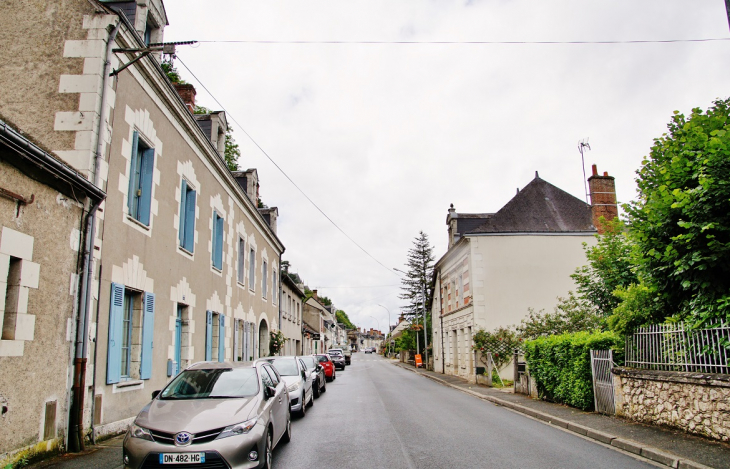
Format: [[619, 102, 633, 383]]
[[196, 37, 730, 45], [175, 57, 399, 276]]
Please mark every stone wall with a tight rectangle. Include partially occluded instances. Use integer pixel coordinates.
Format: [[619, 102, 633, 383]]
[[613, 367, 730, 442]]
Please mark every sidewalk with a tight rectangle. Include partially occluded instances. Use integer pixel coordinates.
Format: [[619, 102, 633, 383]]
[[28, 435, 124, 469], [393, 361, 730, 469]]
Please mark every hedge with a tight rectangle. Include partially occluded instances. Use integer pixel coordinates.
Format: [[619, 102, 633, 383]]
[[524, 330, 623, 411]]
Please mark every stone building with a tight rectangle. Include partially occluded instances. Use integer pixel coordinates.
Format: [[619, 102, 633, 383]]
[[0, 119, 105, 464], [431, 169, 617, 382], [0, 0, 284, 460], [280, 265, 305, 355]]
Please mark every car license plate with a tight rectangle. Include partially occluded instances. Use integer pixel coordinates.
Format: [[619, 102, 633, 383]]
[[159, 452, 205, 464]]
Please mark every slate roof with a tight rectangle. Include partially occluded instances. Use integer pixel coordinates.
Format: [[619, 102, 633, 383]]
[[467, 176, 595, 234]]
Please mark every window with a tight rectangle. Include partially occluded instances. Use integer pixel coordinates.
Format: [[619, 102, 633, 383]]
[[107, 283, 155, 384], [206, 311, 225, 362], [248, 247, 256, 290], [262, 261, 268, 298], [2, 256, 21, 340], [127, 131, 154, 225], [237, 238, 245, 284], [179, 180, 196, 252], [211, 211, 224, 270], [272, 268, 277, 305]]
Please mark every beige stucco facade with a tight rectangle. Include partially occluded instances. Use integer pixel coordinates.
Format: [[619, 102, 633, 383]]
[[0, 0, 285, 457], [432, 234, 595, 382], [280, 275, 304, 355]]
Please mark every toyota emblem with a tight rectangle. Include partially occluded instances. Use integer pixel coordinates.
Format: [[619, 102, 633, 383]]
[[174, 431, 193, 446]]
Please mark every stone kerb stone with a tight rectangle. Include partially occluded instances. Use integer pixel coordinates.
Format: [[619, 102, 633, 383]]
[[613, 367, 730, 442]]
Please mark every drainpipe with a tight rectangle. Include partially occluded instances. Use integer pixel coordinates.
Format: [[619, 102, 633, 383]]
[[69, 18, 121, 453]]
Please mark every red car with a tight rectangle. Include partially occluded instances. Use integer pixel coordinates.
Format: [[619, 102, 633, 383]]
[[315, 354, 336, 382]]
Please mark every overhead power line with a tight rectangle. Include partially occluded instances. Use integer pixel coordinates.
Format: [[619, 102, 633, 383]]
[[175, 57, 399, 276], [195, 37, 730, 45]]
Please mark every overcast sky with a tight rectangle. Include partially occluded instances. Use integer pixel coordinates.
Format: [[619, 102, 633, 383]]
[[163, 0, 730, 333]]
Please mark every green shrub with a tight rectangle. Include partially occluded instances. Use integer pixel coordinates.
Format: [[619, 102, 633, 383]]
[[524, 330, 623, 411]]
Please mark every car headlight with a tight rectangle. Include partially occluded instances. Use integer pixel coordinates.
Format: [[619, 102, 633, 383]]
[[129, 423, 153, 441], [287, 382, 300, 392], [217, 418, 258, 440]]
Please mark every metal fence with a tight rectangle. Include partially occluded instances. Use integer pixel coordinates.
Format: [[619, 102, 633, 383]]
[[625, 322, 730, 374]]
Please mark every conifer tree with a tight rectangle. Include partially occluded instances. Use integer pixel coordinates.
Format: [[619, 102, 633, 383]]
[[398, 231, 435, 320]]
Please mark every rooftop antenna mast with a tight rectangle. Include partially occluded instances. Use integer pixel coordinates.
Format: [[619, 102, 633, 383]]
[[578, 139, 591, 204]]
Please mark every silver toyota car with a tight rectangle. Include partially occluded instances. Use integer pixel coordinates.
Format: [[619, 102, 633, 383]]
[[122, 361, 291, 469], [256, 356, 313, 417]]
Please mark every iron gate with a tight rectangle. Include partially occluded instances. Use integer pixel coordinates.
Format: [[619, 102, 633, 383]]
[[590, 349, 615, 414]]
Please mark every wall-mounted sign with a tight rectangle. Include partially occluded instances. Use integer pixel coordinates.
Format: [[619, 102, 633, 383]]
[[311, 333, 321, 340]]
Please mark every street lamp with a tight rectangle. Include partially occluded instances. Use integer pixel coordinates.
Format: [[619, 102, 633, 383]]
[[377, 304, 392, 356], [393, 267, 428, 367]]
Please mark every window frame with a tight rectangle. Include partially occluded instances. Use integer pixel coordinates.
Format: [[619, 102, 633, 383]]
[[248, 247, 256, 291], [262, 260, 268, 299], [237, 237, 245, 285]]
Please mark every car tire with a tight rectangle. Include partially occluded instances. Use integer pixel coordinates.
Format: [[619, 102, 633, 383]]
[[313, 380, 320, 398], [333, 371, 336, 381], [281, 412, 291, 444], [261, 428, 273, 469], [308, 390, 314, 407], [299, 397, 306, 417], [321, 379, 326, 393]]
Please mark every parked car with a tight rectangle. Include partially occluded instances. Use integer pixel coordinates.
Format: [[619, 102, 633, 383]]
[[257, 356, 313, 417], [299, 355, 326, 397], [332, 344, 352, 365], [122, 360, 290, 469], [328, 351, 346, 370], [364, 347, 373, 354], [329, 347, 350, 366], [315, 354, 336, 382]]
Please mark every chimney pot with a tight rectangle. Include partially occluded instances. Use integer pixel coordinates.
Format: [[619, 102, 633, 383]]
[[592, 164, 598, 176], [603, 171, 608, 176]]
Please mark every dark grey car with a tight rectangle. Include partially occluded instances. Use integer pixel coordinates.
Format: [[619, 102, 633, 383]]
[[300, 355, 326, 398], [122, 361, 291, 469]]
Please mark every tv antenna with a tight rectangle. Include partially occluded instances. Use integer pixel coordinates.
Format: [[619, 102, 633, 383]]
[[578, 139, 591, 204]]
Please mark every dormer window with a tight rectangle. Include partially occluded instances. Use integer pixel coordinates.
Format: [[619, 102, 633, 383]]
[[144, 21, 154, 46]]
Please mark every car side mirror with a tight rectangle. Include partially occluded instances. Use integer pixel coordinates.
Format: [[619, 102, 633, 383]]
[[317, 365, 323, 372], [301, 369, 306, 379], [151, 390, 160, 399], [264, 386, 276, 400]]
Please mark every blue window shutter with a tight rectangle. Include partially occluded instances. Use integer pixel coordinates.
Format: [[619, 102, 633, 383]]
[[211, 212, 218, 266], [184, 189, 196, 252], [138, 147, 154, 225], [140, 292, 155, 380], [205, 310, 213, 361], [179, 179, 188, 246], [218, 316, 225, 362], [214, 215, 224, 269], [127, 131, 140, 214], [106, 283, 124, 384]]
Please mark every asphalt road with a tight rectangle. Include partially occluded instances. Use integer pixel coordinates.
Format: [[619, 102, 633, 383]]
[[275, 353, 658, 469], [31, 354, 660, 469]]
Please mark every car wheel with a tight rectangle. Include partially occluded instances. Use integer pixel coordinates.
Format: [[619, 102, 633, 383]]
[[299, 397, 306, 417], [333, 371, 336, 381], [261, 428, 273, 469], [321, 379, 327, 393], [308, 390, 314, 407], [313, 381, 320, 398], [281, 412, 291, 444]]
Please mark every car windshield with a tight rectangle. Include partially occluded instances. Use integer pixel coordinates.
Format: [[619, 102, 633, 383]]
[[268, 358, 299, 376], [317, 355, 329, 363], [160, 368, 259, 399], [301, 357, 316, 369]]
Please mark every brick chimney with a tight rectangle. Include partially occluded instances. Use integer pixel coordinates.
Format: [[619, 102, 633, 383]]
[[588, 164, 618, 234], [174, 83, 196, 114], [312, 289, 318, 301]]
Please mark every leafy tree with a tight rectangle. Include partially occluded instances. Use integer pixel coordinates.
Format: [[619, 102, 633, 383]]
[[161, 61, 186, 84], [335, 310, 356, 329], [626, 98, 730, 326], [571, 218, 637, 316], [224, 128, 241, 172], [398, 231, 435, 319], [517, 292, 605, 341]]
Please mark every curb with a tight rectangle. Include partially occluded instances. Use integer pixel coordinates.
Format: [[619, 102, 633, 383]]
[[393, 362, 714, 469]]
